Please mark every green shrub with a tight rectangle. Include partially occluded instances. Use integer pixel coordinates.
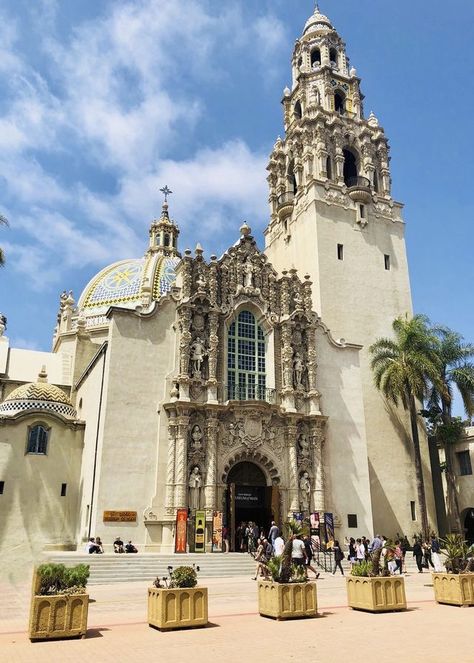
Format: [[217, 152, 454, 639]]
[[170, 566, 197, 588], [350, 560, 373, 577], [37, 563, 90, 595]]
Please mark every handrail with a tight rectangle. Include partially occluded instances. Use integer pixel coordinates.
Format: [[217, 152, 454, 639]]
[[346, 175, 371, 189], [277, 191, 295, 207], [224, 383, 276, 404]]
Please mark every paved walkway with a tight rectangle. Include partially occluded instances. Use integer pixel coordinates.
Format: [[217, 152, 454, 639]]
[[0, 571, 472, 662]]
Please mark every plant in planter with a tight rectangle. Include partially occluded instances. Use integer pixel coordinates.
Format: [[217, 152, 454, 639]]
[[432, 534, 474, 606], [148, 564, 208, 630], [29, 563, 90, 641], [346, 543, 407, 612], [258, 520, 318, 620]]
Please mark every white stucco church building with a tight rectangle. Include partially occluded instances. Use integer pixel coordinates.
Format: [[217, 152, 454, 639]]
[[0, 5, 438, 563]]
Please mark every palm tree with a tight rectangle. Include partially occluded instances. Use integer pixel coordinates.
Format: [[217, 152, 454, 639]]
[[0, 214, 8, 267], [370, 315, 442, 539], [427, 327, 474, 532]]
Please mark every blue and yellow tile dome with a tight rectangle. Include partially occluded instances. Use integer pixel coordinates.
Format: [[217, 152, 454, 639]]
[[78, 253, 180, 326]]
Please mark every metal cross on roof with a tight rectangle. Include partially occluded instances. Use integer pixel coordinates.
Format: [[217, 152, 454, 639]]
[[160, 185, 173, 203]]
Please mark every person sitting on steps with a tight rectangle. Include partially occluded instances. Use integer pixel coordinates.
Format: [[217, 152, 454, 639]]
[[125, 540, 138, 553], [114, 537, 125, 553]]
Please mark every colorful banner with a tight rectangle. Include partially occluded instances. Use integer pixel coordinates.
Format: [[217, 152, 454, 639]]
[[324, 512, 335, 549], [194, 510, 206, 553], [212, 511, 223, 552], [174, 508, 188, 553], [310, 512, 321, 552], [292, 512, 303, 523]]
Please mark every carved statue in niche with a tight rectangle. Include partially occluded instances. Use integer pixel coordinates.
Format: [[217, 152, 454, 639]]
[[188, 466, 202, 511], [190, 424, 204, 452], [190, 337, 207, 378], [243, 259, 254, 289], [298, 433, 311, 460], [293, 352, 305, 389], [196, 272, 206, 291], [299, 471, 311, 512]]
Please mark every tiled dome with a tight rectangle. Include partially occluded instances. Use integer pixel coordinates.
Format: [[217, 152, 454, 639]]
[[77, 253, 180, 327], [0, 368, 76, 418]]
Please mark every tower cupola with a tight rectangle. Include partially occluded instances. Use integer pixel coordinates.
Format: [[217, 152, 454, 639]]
[[148, 200, 180, 257]]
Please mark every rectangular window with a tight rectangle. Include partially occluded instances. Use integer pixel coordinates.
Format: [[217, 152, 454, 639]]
[[457, 450, 472, 476], [359, 204, 365, 219], [61, 483, 67, 497], [0, 481, 4, 495], [347, 514, 358, 528], [384, 254, 390, 270], [410, 501, 416, 521], [337, 244, 344, 260]]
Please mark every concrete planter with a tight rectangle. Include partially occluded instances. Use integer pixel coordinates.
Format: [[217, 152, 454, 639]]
[[29, 593, 89, 641], [432, 573, 474, 606], [258, 580, 317, 620], [148, 586, 208, 630], [346, 576, 406, 612]]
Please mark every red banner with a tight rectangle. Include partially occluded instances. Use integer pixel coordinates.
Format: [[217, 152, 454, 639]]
[[175, 508, 188, 553], [212, 511, 223, 552]]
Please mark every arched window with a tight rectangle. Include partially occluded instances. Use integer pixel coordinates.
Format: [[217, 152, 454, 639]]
[[329, 47, 338, 66], [343, 148, 358, 186], [227, 310, 266, 401], [310, 48, 321, 68], [164, 233, 170, 247], [334, 91, 345, 114], [288, 161, 297, 195], [326, 155, 333, 181], [294, 101, 302, 120], [27, 424, 49, 454]]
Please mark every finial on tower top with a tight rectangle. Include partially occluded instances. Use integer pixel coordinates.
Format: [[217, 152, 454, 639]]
[[159, 185, 173, 203]]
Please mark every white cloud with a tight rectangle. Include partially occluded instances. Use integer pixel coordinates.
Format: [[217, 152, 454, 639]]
[[0, 0, 282, 290]]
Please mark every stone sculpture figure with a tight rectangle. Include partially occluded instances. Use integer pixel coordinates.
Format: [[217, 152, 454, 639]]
[[244, 260, 254, 288], [299, 433, 310, 459], [293, 352, 304, 389], [190, 424, 203, 451], [188, 466, 202, 511], [299, 471, 311, 512], [190, 337, 206, 378]]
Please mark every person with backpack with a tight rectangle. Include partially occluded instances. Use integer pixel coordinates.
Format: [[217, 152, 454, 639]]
[[303, 535, 320, 579], [332, 540, 345, 575]]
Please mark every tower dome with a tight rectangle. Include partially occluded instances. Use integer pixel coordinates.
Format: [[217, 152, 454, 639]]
[[303, 4, 333, 35], [0, 367, 76, 418]]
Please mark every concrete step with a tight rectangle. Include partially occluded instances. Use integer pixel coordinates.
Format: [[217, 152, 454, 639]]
[[44, 552, 257, 584]]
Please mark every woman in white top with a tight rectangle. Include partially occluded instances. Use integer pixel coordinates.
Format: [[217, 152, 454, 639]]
[[355, 538, 365, 562]]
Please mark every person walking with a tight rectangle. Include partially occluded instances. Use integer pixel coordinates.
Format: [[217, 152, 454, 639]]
[[274, 533, 285, 556], [252, 538, 269, 580], [394, 540, 403, 575], [348, 537, 356, 568], [303, 535, 320, 579], [332, 540, 344, 575], [431, 534, 443, 572], [268, 521, 279, 552], [355, 538, 365, 564], [413, 539, 424, 573], [423, 540, 434, 569], [291, 533, 307, 570]]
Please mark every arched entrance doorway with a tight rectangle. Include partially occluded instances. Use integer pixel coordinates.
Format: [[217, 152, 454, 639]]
[[463, 508, 474, 544], [226, 461, 274, 552]]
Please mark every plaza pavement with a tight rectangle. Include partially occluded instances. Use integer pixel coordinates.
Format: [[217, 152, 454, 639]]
[[0, 570, 472, 662]]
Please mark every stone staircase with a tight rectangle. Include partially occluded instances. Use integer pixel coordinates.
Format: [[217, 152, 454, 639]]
[[45, 552, 256, 585]]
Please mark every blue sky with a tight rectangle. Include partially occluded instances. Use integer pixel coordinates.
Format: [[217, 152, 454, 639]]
[[0, 0, 473, 373]]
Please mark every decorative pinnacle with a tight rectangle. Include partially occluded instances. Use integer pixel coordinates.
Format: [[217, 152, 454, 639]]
[[159, 185, 173, 203], [38, 365, 48, 383]]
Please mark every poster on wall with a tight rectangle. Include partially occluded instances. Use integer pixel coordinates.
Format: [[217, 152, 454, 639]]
[[324, 512, 335, 549], [212, 511, 223, 552], [174, 508, 188, 553], [310, 512, 321, 552], [195, 510, 206, 553]]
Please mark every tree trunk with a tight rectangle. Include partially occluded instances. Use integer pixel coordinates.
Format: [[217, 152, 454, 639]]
[[441, 403, 463, 534], [408, 394, 429, 539]]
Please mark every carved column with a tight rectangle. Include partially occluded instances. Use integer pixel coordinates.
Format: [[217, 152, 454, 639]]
[[165, 412, 178, 513], [207, 311, 219, 404], [307, 327, 321, 415], [178, 307, 192, 401], [174, 414, 190, 508], [204, 413, 219, 515], [311, 421, 326, 512], [281, 322, 295, 412], [286, 423, 299, 514]]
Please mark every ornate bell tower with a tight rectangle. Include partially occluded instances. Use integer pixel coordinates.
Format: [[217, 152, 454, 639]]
[[264, 4, 436, 536]]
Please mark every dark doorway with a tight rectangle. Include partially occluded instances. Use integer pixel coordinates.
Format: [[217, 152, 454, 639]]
[[227, 461, 273, 552], [464, 508, 474, 544]]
